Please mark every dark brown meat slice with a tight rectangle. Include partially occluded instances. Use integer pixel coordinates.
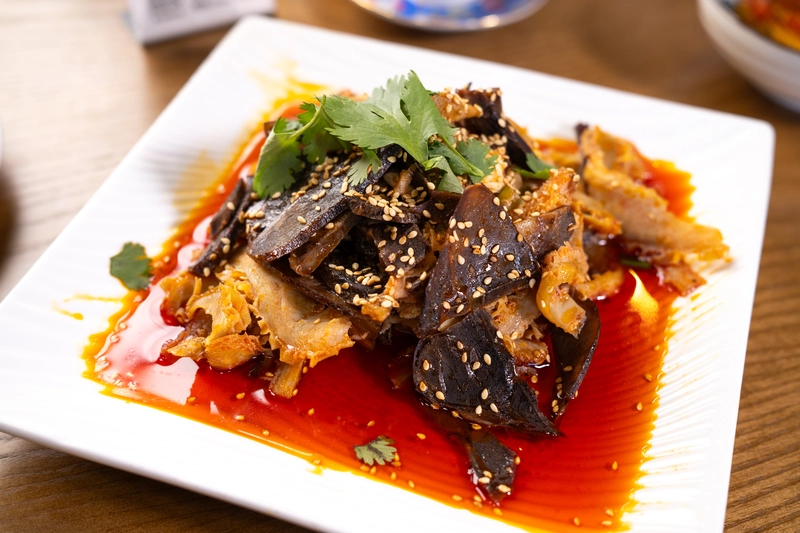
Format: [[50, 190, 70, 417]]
[[189, 177, 255, 277], [413, 310, 557, 435], [367, 223, 430, 276], [409, 190, 462, 226], [314, 243, 388, 307], [515, 206, 576, 260], [288, 212, 360, 277], [346, 190, 422, 224], [418, 184, 539, 337], [261, 257, 380, 348], [426, 409, 517, 503], [551, 297, 600, 417], [248, 145, 402, 264], [456, 88, 534, 168]]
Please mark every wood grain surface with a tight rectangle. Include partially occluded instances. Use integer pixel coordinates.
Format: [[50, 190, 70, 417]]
[[0, 0, 798, 531]]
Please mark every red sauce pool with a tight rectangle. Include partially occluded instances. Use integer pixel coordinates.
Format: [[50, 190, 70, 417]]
[[85, 133, 688, 532]]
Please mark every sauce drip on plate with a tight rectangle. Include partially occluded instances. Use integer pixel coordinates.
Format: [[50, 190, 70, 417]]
[[85, 133, 688, 532]]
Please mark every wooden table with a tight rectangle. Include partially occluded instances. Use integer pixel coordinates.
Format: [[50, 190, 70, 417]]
[[1, 1, 798, 531]]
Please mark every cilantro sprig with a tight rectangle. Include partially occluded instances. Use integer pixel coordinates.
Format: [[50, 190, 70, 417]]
[[110, 242, 152, 291], [354, 435, 397, 466], [252, 72, 496, 197], [517, 152, 555, 180]]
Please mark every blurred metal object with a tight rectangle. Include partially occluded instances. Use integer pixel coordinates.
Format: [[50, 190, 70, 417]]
[[350, 0, 549, 31]]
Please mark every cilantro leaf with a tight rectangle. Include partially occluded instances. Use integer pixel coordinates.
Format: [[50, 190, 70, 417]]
[[253, 117, 304, 197], [325, 71, 458, 165], [524, 151, 555, 180], [110, 242, 152, 291], [457, 139, 498, 183], [347, 148, 382, 186], [424, 155, 463, 193], [298, 98, 350, 164], [354, 435, 397, 466]]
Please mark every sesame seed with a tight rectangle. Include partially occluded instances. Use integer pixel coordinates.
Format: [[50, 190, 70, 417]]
[[297, 216, 307, 224], [235, 392, 245, 400], [517, 234, 524, 242], [481, 388, 489, 400], [385, 265, 396, 272], [419, 382, 427, 392], [462, 353, 468, 363], [417, 433, 426, 440], [234, 415, 244, 421], [435, 391, 445, 400], [493, 197, 500, 206], [636, 402, 643, 411], [262, 429, 270, 436], [478, 476, 490, 485], [514, 456, 521, 465], [505, 254, 515, 261], [601, 520, 613, 527], [498, 118, 507, 128], [475, 405, 483, 415], [452, 495, 463, 501], [573, 517, 581, 526], [483, 276, 492, 285], [422, 360, 430, 371], [493, 508, 503, 517], [497, 484, 510, 494], [308, 408, 315, 416], [564, 365, 573, 372], [325, 222, 335, 229], [472, 290, 482, 299], [612, 461, 618, 470], [456, 304, 465, 313], [390, 472, 397, 481], [226, 202, 236, 210], [490, 403, 498, 413], [435, 202, 445, 210], [491, 244, 500, 254], [457, 255, 466, 265], [472, 362, 481, 370], [499, 211, 507, 220], [483, 354, 492, 365], [203, 267, 211, 277], [422, 210, 432, 218], [645, 373, 653, 382], [381, 300, 393, 308], [496, 330, 504, 339], [408, 480, 415, 489]]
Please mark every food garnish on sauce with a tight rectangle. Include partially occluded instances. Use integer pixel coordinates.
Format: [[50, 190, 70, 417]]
[[95, 72, 729, 531]]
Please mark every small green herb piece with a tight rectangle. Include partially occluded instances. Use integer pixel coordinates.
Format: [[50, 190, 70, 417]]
[[620, 257, 652, 269], [423, 154, 463, 193], [347, 148, 382, 186], [253, 117, 305, 197], [297, 99, 350, 165], [110, 242, 152, 291], [354, 435, 397, 466], [523, 151, 555, 180], [457, 138, 498, 183]]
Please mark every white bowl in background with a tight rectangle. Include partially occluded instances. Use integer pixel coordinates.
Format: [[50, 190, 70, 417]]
[[698, 0, 800, 112]]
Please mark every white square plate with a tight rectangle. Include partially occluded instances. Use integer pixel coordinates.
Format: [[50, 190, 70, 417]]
[[0, 16, 773, 533]]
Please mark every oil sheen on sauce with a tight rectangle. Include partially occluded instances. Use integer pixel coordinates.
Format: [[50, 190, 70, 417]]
[[85, 127, 689, 532]]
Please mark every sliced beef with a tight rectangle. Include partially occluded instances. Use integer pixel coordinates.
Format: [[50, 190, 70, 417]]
[[190, 177, 255, 277], [551, 297, 600, 417], [288, 212, 360, 277], [515, 206, 576, 261], [413, 310, 557, 435], [248, 145, 402, 264], [426, 409, 517, 504], [456, 88, 534, 168], [418, 184, 540, 337]]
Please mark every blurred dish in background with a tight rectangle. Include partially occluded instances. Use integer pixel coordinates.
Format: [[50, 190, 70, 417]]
[[127, 0, 275, 44], [350, 0, 548, 31], [736, 0, 800, 52], [699, 0, 800, 111]]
